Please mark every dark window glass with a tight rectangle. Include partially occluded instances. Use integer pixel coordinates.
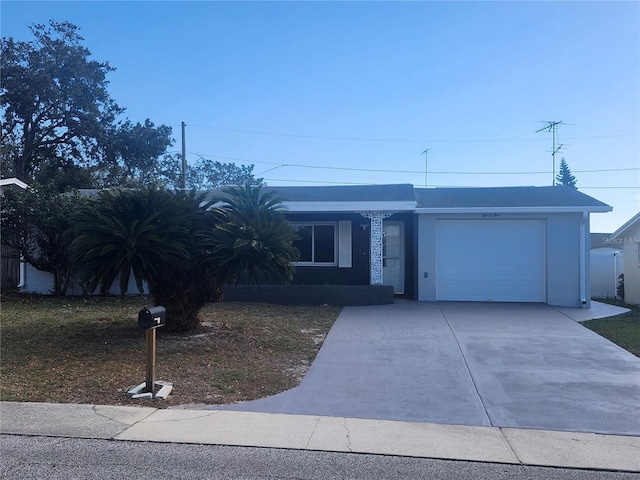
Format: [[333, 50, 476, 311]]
[[314, 225, 335, 263], [293, 226, 313, 262]]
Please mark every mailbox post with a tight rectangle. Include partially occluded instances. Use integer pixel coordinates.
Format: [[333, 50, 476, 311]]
[[128, 306, 172, 399], [144, 328, 157, 395]]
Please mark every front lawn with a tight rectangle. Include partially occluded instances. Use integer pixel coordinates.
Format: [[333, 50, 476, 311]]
[[0, 295, 340, 407], [583, 301, 640, 357]]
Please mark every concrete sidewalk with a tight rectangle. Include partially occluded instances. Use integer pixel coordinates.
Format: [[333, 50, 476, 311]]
[[1, 401, 639, 472]]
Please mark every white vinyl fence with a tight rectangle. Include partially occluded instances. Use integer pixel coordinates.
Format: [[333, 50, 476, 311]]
[[591, 250, 624, 298]]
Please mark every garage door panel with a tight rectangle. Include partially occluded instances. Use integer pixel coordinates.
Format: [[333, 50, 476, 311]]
[[436, 220, 545, 302]]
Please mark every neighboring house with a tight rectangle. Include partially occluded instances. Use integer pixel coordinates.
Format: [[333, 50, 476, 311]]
[[590, 232, 623, 299], [609, 212, 640, 305], [0, 177, 28, 193], [18, 183, 612, 308], [1, 178, 28, 291]]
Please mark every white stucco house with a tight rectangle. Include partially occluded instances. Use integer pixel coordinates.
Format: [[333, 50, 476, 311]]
[[609, 212, 640, 305], [16, 183, 612, 308]]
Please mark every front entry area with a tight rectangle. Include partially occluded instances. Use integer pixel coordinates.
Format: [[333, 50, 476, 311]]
[[383, 222, 405, 294]]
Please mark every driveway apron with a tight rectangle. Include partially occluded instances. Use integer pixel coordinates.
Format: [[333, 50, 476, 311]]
[[217, 302, 640, 435], [439, 302, 640, 435]]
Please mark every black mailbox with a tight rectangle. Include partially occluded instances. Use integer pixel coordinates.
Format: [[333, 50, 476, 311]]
[[138, 306, 166, 330]]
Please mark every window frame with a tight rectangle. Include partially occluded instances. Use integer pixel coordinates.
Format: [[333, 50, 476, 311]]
[[291, 222, 338, 266]]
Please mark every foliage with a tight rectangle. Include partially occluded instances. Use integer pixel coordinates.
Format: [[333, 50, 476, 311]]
[[70, 186, 222, 331], [71, 187, 194, 296], [1, 21, 120, 184], [617, 273, 625, 300], [97, 119, 174, 187], [187, 157, 264, 190], [205, 185, 299, 285], [0, 21, 173, 189], [555, 158, 577, 189], [69, 184, 298, 332], [0, 183, 84, 296]]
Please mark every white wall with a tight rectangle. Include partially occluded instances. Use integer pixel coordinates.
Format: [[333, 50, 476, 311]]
[[618, 222, 640, 305], [591, 251, 624, 298], [20, 264, 149, 295]]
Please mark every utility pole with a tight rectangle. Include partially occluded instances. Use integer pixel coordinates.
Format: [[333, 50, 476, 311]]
[[422, 149, 429, 187], [536, 121, 565, 185], [181, 121, 187, 190]]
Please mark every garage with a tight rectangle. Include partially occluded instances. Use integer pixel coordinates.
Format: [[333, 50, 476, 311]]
[[436, 219, 546, 302]]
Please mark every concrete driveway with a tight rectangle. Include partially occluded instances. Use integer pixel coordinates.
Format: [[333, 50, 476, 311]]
[[217, 302, 640, 436]]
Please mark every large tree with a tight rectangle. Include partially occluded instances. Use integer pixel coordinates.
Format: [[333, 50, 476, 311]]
[[1, 21, 173, 189], [555, 158, 577, 189], [0, 183, 84, 296], [98, 119, 174, 187]]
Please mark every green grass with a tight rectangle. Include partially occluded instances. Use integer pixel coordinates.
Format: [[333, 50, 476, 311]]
[[0, 295, 340, 407], [584, 299, 640, 357]]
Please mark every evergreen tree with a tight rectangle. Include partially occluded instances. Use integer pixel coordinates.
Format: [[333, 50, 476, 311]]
[[555, 158, 577, 189]]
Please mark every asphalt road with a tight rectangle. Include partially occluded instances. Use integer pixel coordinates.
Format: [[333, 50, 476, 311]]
[[1, 435, 636, 480]]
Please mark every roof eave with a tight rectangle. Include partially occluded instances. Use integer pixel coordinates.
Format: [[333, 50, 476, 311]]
[[414, 206, 613, 214], [610, 212, 640, 240], [281, 201, 416, 213]]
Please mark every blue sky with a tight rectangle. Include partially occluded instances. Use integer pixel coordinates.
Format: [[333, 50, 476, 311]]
[[2, 1, 639, 232]]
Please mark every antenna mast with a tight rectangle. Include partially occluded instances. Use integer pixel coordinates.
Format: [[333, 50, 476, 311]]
[[422, 149, 429, 187], [536, 121, 565, 185]]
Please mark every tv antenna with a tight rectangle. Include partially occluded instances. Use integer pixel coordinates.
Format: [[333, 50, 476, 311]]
[[536, 121, 570, 185], [422, 149, 429, 187]]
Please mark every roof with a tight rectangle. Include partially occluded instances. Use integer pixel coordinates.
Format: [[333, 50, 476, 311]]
[[263, 184, 417, 213], [81, 183, 612, 215], [264, 184, 416, 202], [610, 212, 640, 240], [414, 186, 611, 213]]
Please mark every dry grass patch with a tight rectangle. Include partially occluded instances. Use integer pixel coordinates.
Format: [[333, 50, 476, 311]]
[[0, 295, 340, 407]]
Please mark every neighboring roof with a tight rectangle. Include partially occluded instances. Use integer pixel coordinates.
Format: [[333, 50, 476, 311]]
[[610, 212, 640, 240], [263, 184, 417, 213], [414, 186, 612, 213], [0, 178, 28, 190], [590, 233, 616, 250]]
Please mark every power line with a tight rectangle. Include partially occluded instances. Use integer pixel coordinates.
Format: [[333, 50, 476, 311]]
[[186, 151, 639, 176], [260, 177, 639, 189], [187, 123, 638, 144]]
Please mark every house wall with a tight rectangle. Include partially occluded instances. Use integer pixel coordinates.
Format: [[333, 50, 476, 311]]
[[285, 212, 370, 286], [283, 212, 417, 299], [417, 212, 589, 307]]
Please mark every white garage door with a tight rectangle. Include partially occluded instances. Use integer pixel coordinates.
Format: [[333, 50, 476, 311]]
[[436, 220, 546, 302]]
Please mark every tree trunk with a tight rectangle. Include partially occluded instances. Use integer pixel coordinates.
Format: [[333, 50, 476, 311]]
[[150, 269, 222, 333]]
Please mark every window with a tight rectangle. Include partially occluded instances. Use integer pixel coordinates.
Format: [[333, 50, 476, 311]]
[[292, 223, 336, 265]]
